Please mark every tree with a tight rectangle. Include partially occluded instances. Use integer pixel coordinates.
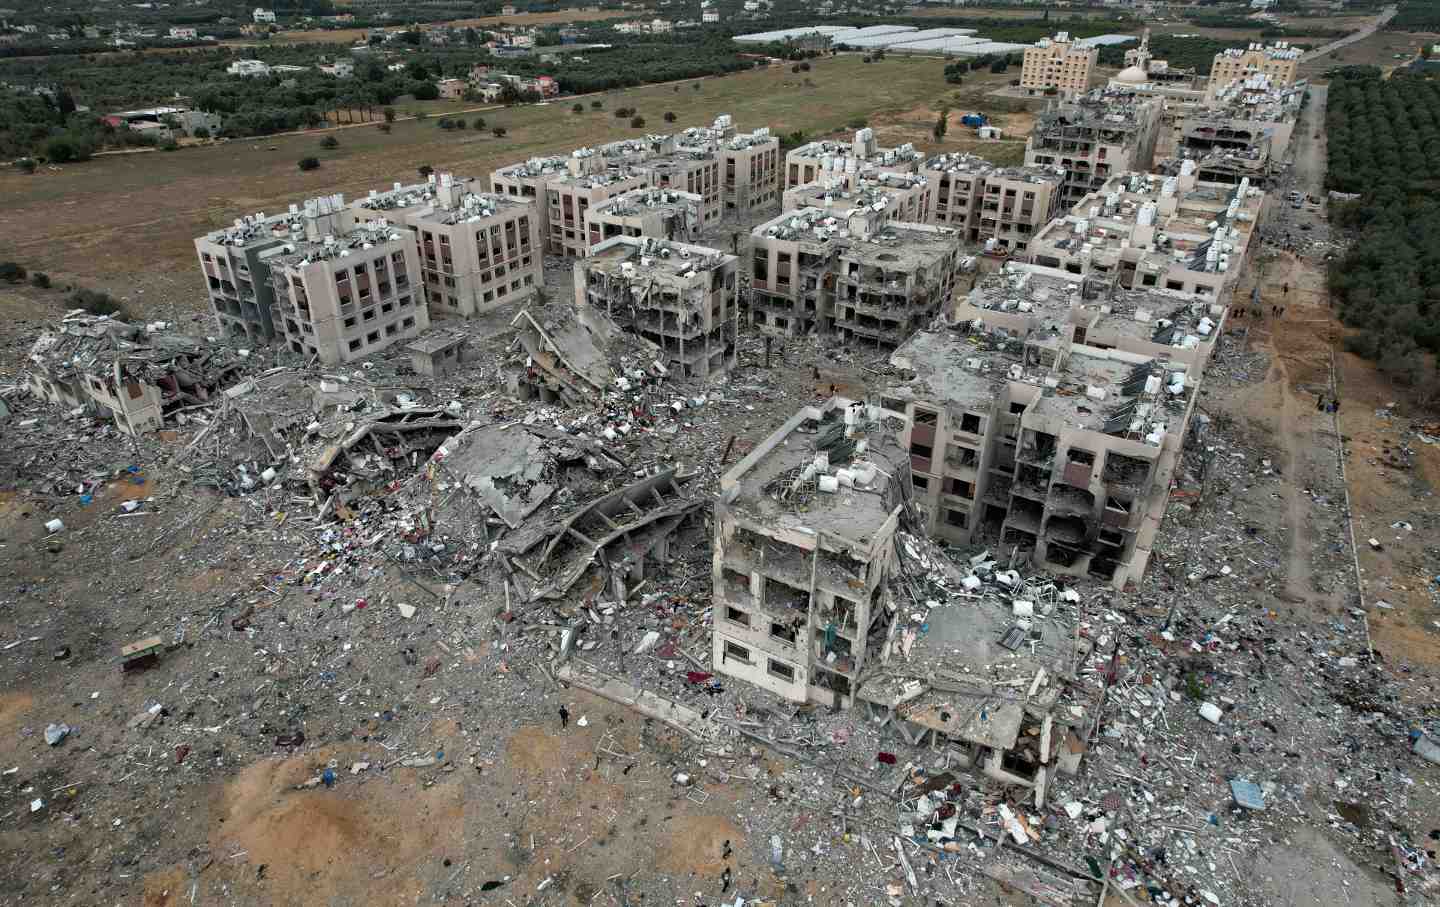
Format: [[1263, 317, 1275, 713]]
[[663, 111, 677, 123], [383, 107, 396, 123], [412, 82, 439, 101], [591, 99, 603, 109], [472, 116, 486, 129], [630, 115, 645, 128], [791, 64, 801, 73], [400, 29, 421, 45], [800, 61, 811, 71], [492, 126, 507, 137], [16, 158, 36, 174], [44, 138, 83, 163], [298, 156, 320, 171], [437, 117, 455, 129], [990, 58, 1008, 74], [192, 127, 210, 139], [572, 102, 584, 113], [406, 61, 430, 81], [418, 164, 434, 178], [455, 118, 467, 129], [31, 272, 50, 288], [57, 88, 77, 118], [0, 262, 25, 283], [320, 135, 339, 148], [933, 108, 948, 142]]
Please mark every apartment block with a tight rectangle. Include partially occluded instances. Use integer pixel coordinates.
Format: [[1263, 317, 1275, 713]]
[[883, 262, 1227, 589], [546, 169, 649, 258], [575, 235, 739, 379], [782, 171, 932, 225], [1205, 42, 1301, 102], [631, 150, 722, 228], [1026, 166, 1264, 303], [355, 173, 542, 317], [1174, 79, 1302, 186], [712, 397, 908, 707], [1020, 32, 1098, 98], [491, 155, 570, 252], [921, 152, 1065, 253], [196, 213, 294, 342], [720, 127, 780, 217], [264, 201, 428, 364], [1024, 89, 1163, 207], [584, 187, 704, 250], [784, 128, 921, 189], [749, 205, 963, 346]]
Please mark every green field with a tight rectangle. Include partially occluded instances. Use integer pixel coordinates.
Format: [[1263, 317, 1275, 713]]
[[0, 55, 962, 318]]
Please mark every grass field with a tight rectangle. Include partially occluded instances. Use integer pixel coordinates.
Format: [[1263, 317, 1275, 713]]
[[246, 8, 636, 46], [1298, 29, 1434, 79], [0, 55, 967, 317]]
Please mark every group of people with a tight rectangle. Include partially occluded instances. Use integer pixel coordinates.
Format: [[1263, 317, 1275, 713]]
[[1316, 393, 1342, 414]]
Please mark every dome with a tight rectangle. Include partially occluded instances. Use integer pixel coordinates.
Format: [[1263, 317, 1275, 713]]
[[1114, 65, 1148, 84]]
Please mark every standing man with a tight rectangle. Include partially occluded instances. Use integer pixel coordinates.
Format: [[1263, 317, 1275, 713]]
[[559, 704, 570, 729]]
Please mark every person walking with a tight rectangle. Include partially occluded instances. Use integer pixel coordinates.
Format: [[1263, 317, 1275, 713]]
[[559, 705, 570, 729]]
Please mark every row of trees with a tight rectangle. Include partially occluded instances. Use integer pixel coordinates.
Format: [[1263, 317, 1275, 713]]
[[1391, 0, 1440, 31], [1325, 67, 1440, 390]]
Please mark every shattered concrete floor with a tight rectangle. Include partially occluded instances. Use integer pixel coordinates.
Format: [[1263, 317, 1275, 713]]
[[0, 260, 1437, 907]]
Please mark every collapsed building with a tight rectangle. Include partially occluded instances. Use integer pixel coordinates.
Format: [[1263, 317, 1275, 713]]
[[881, 262, 1225, 589], [574, 235, 739, 380], [26, 313, 247, 435], [1024, 90, 1163, 208], [711, 397, 910, 707], [1170, 79, 1304, 186], [921, 152, 1066, 255], [748, 205, 965, 346], [1025, 166, 1264, 302]]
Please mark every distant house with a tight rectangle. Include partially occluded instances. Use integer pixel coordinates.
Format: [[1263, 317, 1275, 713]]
[[702, 8, 720, 23], [168, 26, 198, 39], [501, 4, 517, 15], [319, 60, 354, 78], [105, 105, 222, 139], [253, 7, 276, 23], [437, 77, 467, 99], [227, 59, 272, 77]]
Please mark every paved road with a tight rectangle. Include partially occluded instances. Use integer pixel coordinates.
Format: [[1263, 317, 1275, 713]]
[[1300, 4, 1396, 62]]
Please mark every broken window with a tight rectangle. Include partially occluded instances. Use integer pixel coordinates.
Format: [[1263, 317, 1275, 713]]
[[770, 621, 797, 644], [945, 508, 968, 528], [914, 408, 938, 426], [767, 659, 796, 683], [959, 412, 982, 434], [726, 605, 750, 627], [912, 474, 929, 491], [723, 640, 752, 664]]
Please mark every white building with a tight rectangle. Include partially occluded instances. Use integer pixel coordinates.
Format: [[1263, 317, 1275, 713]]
[[169, 26, 198, 39], [253, 8, 276, 23], [227, 59, 272, 77], [319, 60, 354, 78], [702, 8, 720, 23]]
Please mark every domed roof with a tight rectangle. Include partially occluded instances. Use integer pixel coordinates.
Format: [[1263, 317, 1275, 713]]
[[1114, 64, 1148, 84]]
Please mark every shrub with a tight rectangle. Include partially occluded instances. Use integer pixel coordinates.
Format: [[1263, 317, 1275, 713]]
[[454, 118, 467, 129], [44, 138, 85, 163], [799, 61, 811, 71], [16, 157, 36, 174], [791, 64, 800, 73], [160, 139, 179, 152], [69, 288, 128, 319], [591, 99, 603, 109], [298, 156, 320, 171], [192, 127, 210, 140], [572, 102, 584, 113], [0, 262, 26, 283], [383, 107, 396, 122], [847, 117, 868, 129], [492, 126, 507, 137], [31, 272, 51, 289], [630, 115, 645, 128], [613, 107, 628, 118], [663, 111, 676, 122], [472, 116, 485, 129], [437, 117, 455, 130], [418, 164, 434, 178], [320, 135, 339, 148], [378, 122, 392, 133]]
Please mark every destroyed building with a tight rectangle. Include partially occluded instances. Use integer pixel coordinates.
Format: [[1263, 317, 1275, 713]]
[[509, 303, 663, 405], [784, 128, 922, 189], [1026, 166, 1263, 302], [921, 153, 1066, 254], [1204, 40, 1301, 103], [26, 314, 248, 435], [355, 173, 542, 317], [1024, 90, 1163, 207], [749, 205, 964, 346], [263, 199, 429, 364], [712, 397, 910, 707], [782, 171, 932, 226], [195, 211, 293, 343], [575, 235, 739, 379], [1169, 80, 1303, 186], [584, 187, 704, 250], [881, 262, 1225, 589]]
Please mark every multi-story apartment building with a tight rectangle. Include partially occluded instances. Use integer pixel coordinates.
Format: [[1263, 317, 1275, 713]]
[[712, 396, 909, 706], [264, 203, 428, 364], [490, 155, 570, 252], [196, 211, 297, 342], [720, 127, 780, 217], [1020, 32, 1098, 98], [546, 169, 649, 258], [782, 171, 932, 225], [749, 205, 963, 346], [576, 235, 739, 379], [1024, 90, 1163, 208], [784, 128, 921, 189], [883, 262, 1227, 589], [631, 150, 723, 228], [1205, 42, 1301, 102], [1025, 166, 1264, 303], [355, 173, 542, 317], [921, 153, 1065, 253], [584, 188, 704, 250]]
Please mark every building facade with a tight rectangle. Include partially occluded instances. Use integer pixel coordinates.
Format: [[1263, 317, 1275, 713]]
[[1024, 90, 1163, 207], [584, 188, 704, 249], [1205, 42, 1301, 102], [1021, 32, 1098, 97]]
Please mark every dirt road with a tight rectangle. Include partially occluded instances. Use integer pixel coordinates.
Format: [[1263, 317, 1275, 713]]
[[1300, 4, 1397, 61]]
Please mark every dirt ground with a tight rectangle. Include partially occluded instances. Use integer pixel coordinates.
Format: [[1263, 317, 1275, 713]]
[[866, 72, 1034, 166], [1299, 29, 1435, 78]]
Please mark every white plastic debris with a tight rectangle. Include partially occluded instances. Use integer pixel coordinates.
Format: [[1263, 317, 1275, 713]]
[[396, 603, 417, 619], [1198, 701, 1223, 725], [45, 519, 64, 534]]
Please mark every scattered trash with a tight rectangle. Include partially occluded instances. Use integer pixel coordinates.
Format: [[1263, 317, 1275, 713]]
[[44, 723, 70, 746]]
